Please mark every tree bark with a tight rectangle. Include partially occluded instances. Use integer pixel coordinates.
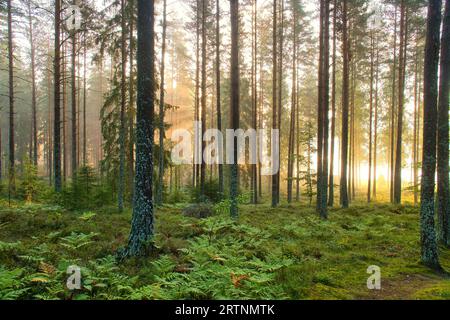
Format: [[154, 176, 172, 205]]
[[394, 1, 406, 204], [54, 0, 62, 192], [230, 0, 240, 219], [437, 0, 450, 246], [368, 32, 374, 203], [420, 0, 442, 270], [7, 0, 15, 195], [71, 11, 78, 178], [216, 0, 223, 196], [200, 0, 207, 196], [157, 0, 167, 205], [390, 5, 398, 203], [328, 0, 337, 207], [340, 0, 349, 208], [124, 0, 155, 258], [118, 0, 127, 212], [271, 0, 278, 208]]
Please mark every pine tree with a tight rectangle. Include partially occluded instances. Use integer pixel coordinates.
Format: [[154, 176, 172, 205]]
[[340, 0, 349, 208], [230, 0, 239, 219], [420, 0, 442, 270], [157, 0, 167, 206], [54, 0, 62, 192], [437, 0, 450, 246], [123, 0, 155, 258]]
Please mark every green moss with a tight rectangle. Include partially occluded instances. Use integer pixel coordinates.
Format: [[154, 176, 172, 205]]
[[0, 200, 450, 299]]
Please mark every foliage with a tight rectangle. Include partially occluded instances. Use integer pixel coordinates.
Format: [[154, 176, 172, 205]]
[[190, 179, 223, 204], [18, 158, 39, 203]]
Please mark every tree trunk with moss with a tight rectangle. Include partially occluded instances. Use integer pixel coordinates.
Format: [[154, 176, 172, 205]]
[[437, 0, 450, 247], [420, 0, 442, 269], [123, 0, 155, 258]]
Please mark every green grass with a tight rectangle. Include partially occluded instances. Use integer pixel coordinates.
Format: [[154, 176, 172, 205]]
[[0, 200, 449, 300]]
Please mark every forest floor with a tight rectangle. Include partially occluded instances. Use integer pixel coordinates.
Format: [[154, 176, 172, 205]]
[[1, 198, 450, 300]]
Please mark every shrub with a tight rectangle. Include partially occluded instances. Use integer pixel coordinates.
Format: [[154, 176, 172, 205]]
[[190, 179, 222, 203]]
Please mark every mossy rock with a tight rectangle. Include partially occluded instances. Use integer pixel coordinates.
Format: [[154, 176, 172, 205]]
[[182, 203, 215, 219]]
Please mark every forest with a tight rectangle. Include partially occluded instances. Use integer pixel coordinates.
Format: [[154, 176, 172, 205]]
[[0, 0, 449, 301]]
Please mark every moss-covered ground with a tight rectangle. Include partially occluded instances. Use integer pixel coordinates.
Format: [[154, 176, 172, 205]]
[[1, 199, 449, 300]]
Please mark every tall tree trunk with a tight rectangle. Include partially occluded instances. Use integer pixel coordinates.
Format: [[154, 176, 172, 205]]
[[287, 5, 296, 204], [124, 0, 155, 258], [128, 1, 135, 203], [47, 52, 53, 186], [271, 0, 278, 208], [296, 63, 300, 202], [118, 0, 127, 212], [328, 0, 337, 207], [373, 34, 379, 199], [7, 0, 15, 195], [368, 32, 374, 203], [276, 0, 284, 206], [62, 41, 67, 183], [420, 0, 442, 270], [317, 0, 324, 213], [27, 0, 38, 167], [413, 34, 419, 205], [340, 0, 349, 208], [251, 0, 258, 204], [394, 1, 406, 204], [437, 0, 450, 246], [54, 0, 62, 192], [200, 0, 207, 196], [193, 0, 200, 187], [71, 18, 78, 178], [390, 5, 398, 203], [216, 0, 224, 196], [157, 0, 167, 205], [83, 36, 87, 166], [230, 0, 240, 218], [320, 0, 330, 218]]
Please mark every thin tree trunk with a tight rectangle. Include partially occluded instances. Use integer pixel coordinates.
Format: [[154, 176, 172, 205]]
[[83, 36, 87, 166], [373, 35, 379, 199], [200, 0, 207, 196], [230, 0, 240, 219], [420, 0, 442, 270], [340, 0, 349, 208], [437, 0, 450, 246], [118, 0, 127, 212], [194, 0, 200, 188], [368, 32, 374, 203], [271, 0, 278, 208], [394, 1, 406, 204], [157, 0, 167, 205], [390, 5, 398, 203], [7, 0, 15, 195], [128, 1, 135, 202], [71, 17, 78, 177], [216, 0, 224, 196], [287, 3, 296, 204], [252, 0, 258, 204], [328, 0, 337, 207], [413, 34, 419, 205], [62, 41, 67, 183], [276, 0, 284, 205], [320, 0, 330, 217], [27, 0, 38, 167], [54, 0, 62, 192], [124, 0, 155, 258]]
